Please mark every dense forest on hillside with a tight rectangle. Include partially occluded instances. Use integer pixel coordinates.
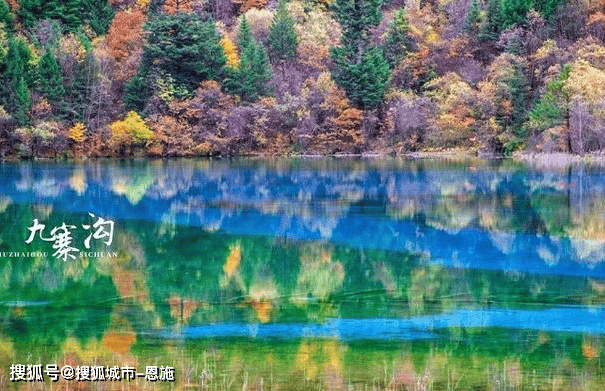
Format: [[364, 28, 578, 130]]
[[0, 0, 604, 158]]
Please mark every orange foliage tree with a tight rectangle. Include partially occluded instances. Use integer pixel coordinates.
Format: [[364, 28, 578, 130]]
[[163, 0, 194, 14], [238, 0, 267, 13], [106, 9, 145, 81]]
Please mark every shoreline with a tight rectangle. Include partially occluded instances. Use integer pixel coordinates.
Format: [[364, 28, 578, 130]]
[[4, 150, 605, 167]]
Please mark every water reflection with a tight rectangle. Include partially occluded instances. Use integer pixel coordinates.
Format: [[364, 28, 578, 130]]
[[1, 158, 605, 390]]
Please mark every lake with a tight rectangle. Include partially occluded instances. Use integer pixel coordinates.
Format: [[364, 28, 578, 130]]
[[1, 158, 605, 390]]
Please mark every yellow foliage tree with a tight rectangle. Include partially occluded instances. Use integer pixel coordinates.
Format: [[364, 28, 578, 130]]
[[221, 36, 239, 68], [425, 72, 477, 147], [289, 1, 341, 69], [565, 59, 605, 105], [69, 122, 86, 143], [111, 111, 154, 145]]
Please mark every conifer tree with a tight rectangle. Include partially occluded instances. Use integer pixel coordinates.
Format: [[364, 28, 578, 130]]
[[500, 0, 530, 29], [333, 0, 382, 52], [383, 8, 413, 68], [63, 0, 83, 31], [330, 0, 389, 108], [14, 76, 31, 126], [0, 0, 13, 31], [464, 0, 480, 33], [43, 0, 64, 22], [226, 16, 273, 101], [509, 63, 530, 134], [83, 0, 114, 35], [19, 0, 44, 28], [479, 0, 504, 41], [244, 41, 272, 100], [332, 46, 390, 108], [144, 12, 226, 90], [124, 70, 152, 112], [267, 0, 297, 64], [5, 38, 33, 87], [125, 12, 226, 109], [537, 0, 564, 20], [38, 49, 65, 103], [237, 16, 253, 53]]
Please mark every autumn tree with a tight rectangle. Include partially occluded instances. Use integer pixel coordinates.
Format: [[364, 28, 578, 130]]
[[106, 8, 145, 80], [69, 122, 86, 143], [221, 36, 239, 68], [425, 73, 477, 148], [330, 0, 390, 108], [163, 0, 194, 14]]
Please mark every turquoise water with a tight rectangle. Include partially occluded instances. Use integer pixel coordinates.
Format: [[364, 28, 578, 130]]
[[1, 158, 605, 390]]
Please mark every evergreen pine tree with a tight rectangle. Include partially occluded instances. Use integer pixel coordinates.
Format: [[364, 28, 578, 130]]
[[532, 0, 563, 20], [383, 8, 413, 68], [509, 63, 530, 135], [330, 0, 390, 108], [0, 24, 8, 65], [237, 16, 253, 53], [333, 0, 382, 52], [479, 0, 504, 41], [38, 49, 65, 103], [225, 14, 273, 101], [226, 39, 273, 102], [125, 72, 152, 112], [124, 12, 226, 111], [19, 0, 44, 28], [63, 0, 83, 31], [43, 0, 64, 22], [464, 0, 480, 33], [248, 41, 272, 100], [267, 0, 297, 63], [0, 0, 13, 31], [332, 46, 390, 108], [83, 0, 114, 35], [14, 76, 31, 126], [5, 38, 33, 87], [60, 51, 99, 122], [500, 0, 530, 29], [144, 13, 226, 90]]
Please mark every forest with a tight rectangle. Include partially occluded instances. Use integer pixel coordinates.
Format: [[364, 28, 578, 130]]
[[0, 0, 604, 158]]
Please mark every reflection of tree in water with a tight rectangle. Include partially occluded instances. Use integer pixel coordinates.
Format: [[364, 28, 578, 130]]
[[295, 340, 344, 389], [3, 161, 605, 389], [292, 244, 344, 303]]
